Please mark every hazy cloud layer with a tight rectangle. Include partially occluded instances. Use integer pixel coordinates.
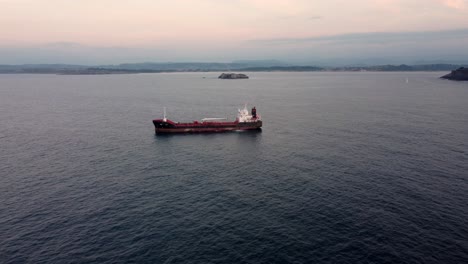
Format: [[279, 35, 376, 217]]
[[251, 28, 468, 44]]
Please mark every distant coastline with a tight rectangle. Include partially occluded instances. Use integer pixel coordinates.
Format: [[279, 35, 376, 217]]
[[0, 63, 467, 75]]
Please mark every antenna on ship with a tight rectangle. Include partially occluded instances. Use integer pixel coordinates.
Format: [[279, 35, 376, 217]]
[[163, 107, 167, 122]]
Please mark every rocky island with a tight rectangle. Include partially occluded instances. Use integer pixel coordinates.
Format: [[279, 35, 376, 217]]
[[218, 73, 249, 79], [441, 67, 468, 81]]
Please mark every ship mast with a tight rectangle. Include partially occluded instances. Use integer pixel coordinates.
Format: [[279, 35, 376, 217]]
[[163, 107, 167, 122]]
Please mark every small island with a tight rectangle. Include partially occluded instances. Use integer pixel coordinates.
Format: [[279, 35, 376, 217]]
[[218, 73, 249, 79], [441, 67, 468, 81]]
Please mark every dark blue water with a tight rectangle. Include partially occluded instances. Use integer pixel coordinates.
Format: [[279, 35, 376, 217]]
[[1, 72, 467, 263]]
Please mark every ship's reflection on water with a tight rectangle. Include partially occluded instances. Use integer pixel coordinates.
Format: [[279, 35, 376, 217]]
[[153, 129, 263, 159], [154, 128, 262, 139]]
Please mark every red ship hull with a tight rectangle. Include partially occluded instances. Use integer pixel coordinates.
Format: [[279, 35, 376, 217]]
[[153, 119, 262, 134]]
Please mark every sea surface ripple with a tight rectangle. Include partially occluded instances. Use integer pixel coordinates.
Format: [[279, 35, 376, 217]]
[[0, 72, 467, 263]]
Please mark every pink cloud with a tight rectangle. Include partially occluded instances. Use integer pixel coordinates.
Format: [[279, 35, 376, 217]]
[[441, 0, 466, 9]]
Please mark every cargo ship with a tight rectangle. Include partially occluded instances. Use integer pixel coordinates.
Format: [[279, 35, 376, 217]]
[[153, 105, 262, 133]]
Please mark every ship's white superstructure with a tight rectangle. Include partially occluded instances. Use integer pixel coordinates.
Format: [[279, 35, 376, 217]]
[[237, 104, 261, 123]]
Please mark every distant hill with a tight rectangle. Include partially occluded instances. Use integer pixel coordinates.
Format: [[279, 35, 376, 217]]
[[100, 62, 241, 71], [0, 62, 467, 74], [231, 60, 289, 67], [367, 64, 466, 71], [0, 64, 87, 73]]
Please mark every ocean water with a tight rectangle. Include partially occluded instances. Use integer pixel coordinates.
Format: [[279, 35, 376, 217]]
[[0, 72, 467, 263]]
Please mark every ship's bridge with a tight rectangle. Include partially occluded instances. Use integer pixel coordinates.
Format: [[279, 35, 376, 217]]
[[237, 105, 261, 123]]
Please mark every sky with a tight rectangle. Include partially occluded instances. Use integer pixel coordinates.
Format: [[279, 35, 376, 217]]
[[1, 0, 468, 64]]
